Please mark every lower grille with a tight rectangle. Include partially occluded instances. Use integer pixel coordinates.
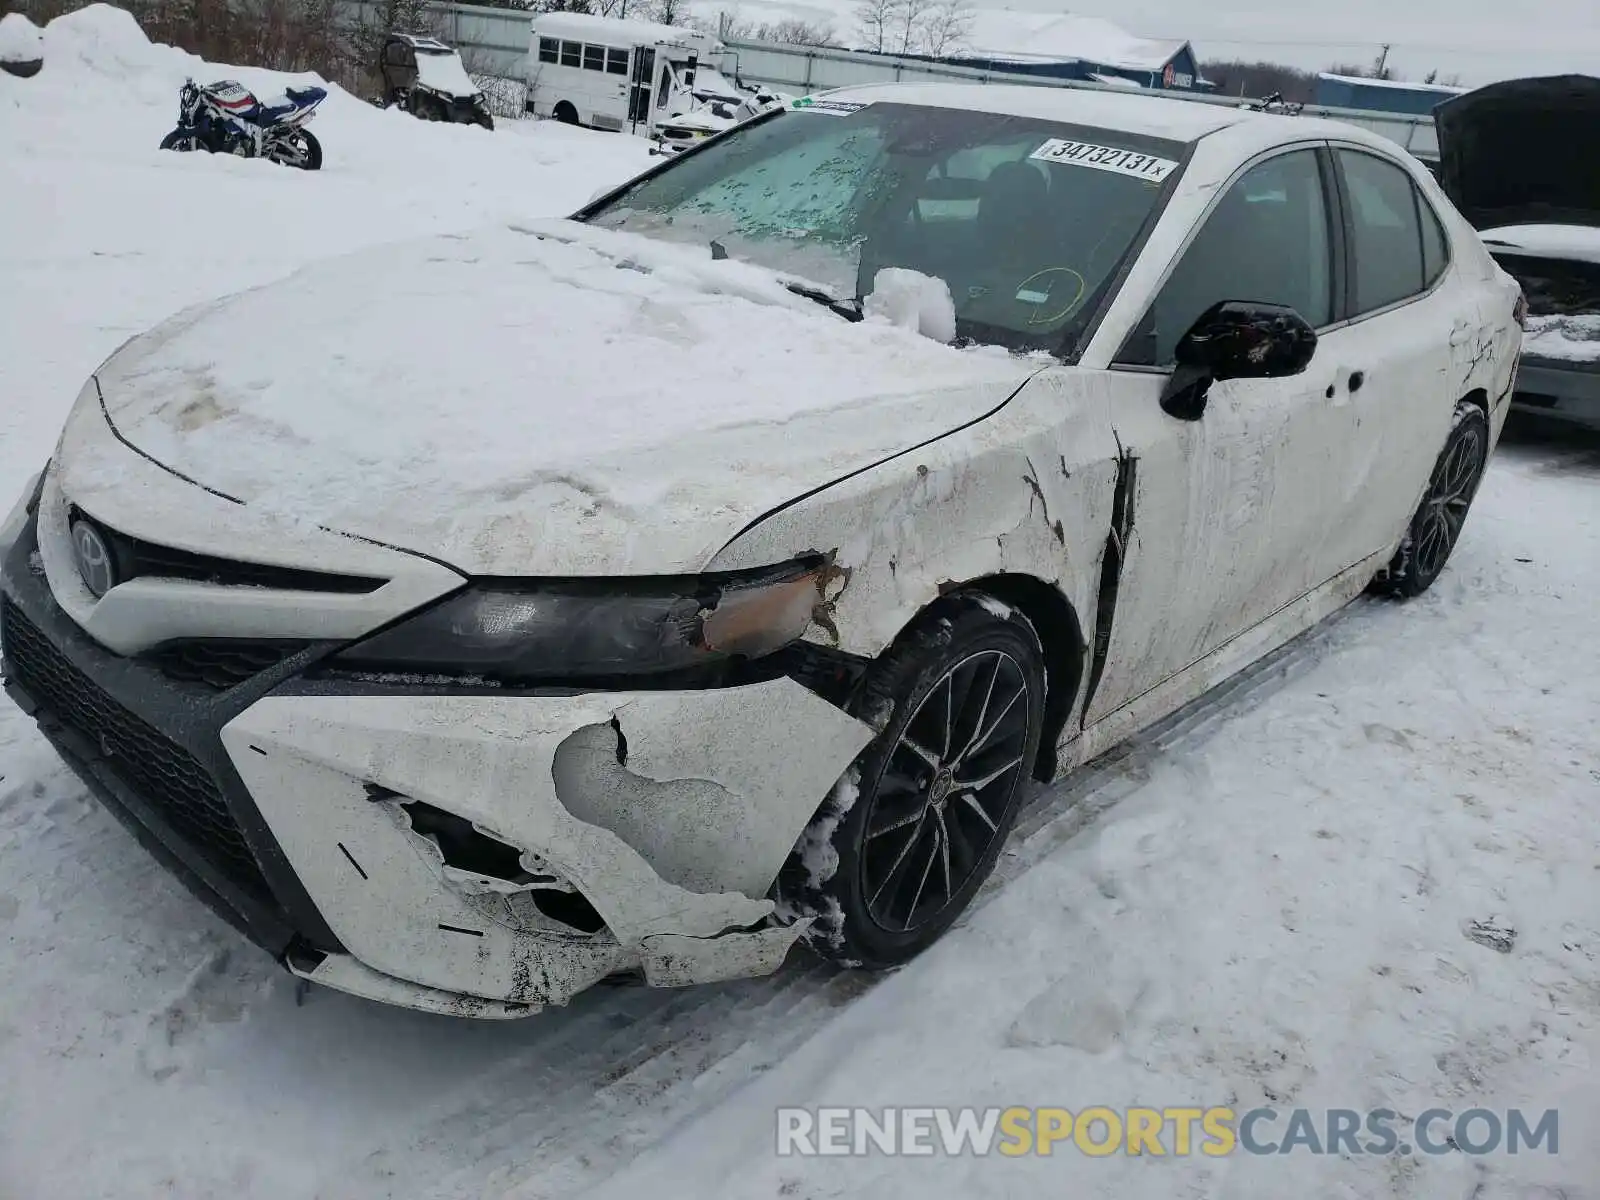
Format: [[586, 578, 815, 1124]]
[[147, 639, 309, 691], [0, 598, 273, 901]]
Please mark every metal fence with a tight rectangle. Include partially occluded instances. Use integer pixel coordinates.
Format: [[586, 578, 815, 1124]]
[[345, 1, 1441, 160]]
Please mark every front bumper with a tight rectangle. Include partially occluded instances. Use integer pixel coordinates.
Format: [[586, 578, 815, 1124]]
[[1, 506, 873, 1016]]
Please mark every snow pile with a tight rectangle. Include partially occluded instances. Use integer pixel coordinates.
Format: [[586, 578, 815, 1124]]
[[863, 267, 959, 343], [0, 11, 44, 70], [959, 11, 1187, 70], [1523, 313, 1600, 362]]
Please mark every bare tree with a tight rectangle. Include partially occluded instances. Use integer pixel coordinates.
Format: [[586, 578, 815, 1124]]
[[891, 0, 928, 55], [1203, 58, 1318, 102], [648, 0, 687, 25], [917, 0, 970, 56], [854, 0, 898, 53]]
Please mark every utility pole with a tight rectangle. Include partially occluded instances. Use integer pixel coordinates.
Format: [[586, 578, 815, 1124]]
[[1374, 43, 1391, 79]]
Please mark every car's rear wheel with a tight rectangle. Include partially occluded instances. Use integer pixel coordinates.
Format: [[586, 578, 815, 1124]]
[[776, 596, 1044, 968], [1373, 400, 1490, 597]]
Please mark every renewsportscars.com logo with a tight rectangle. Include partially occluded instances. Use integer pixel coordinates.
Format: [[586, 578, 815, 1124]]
[[776, 1107, 1560, 1158]]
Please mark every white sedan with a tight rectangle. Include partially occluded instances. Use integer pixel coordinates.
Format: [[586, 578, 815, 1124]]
[[0, 84, 1523, 1016]]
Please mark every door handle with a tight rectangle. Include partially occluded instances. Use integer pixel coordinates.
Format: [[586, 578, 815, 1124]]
[[1348, 370, 1366, 393]]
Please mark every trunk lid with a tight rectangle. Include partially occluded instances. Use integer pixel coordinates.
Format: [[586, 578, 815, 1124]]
[[1434, 74, 1600, 231]]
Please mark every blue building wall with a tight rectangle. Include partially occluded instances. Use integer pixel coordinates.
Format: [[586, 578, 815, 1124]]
[[1314, 76, 1461, 115]]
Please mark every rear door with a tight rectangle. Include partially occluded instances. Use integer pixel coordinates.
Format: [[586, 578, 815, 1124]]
[[1316, 144, 1476, 561]]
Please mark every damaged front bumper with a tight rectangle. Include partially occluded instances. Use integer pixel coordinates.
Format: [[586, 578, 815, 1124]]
[[0, 509, 874, 1016]]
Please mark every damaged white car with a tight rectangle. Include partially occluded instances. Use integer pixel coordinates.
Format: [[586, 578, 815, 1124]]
[[0, 84, 1523, 1017]]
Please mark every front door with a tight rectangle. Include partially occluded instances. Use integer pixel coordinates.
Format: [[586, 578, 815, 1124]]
[[627, 47, 655, 128], [1081, 145, 1361, 723]]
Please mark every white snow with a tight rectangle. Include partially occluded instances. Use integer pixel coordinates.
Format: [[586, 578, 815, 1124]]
[[863, 267, 959, 343], [533, 10, 721, 53], [2, 9, 1600, 1200], [0, 11, 44, 64], [413, 48, 481, 99], [1318, 70, 1468, 93], [1523, 313, 1600, 362], [1482, 224, 1600, 266]]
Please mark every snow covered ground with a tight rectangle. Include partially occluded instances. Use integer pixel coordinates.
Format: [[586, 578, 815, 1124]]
[[2, 9, 1599, 1199]]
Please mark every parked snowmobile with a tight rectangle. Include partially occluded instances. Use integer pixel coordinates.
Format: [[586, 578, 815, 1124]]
[[379, 33, 493, 129], [159, 78, 325, 169]]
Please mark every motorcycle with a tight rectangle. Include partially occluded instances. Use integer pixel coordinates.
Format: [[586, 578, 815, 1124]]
[[160, 78, 327, 170]]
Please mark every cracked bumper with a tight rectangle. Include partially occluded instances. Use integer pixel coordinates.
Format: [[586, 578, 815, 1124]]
[[1, 509, 874, 1016]]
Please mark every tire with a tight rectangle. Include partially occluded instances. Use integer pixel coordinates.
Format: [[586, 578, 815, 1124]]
[[159, 129, 198, 152], [1372, 400, 1491, 598], [553, 100, 579, 125], [474, 108, 495, 131], [775, 595, 1045, 968], [267, 129, 321, 171]]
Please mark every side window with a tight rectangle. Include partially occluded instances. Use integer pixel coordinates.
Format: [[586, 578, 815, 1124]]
[[582, 44, 604, 71], [537, 38, 558, 65], [606, 48, 629, 75], [559, 41, 580, 68], [1124, 149, 1332, 367], [1419, 189, 1450, 286], [1340, 150, 1426, 315]]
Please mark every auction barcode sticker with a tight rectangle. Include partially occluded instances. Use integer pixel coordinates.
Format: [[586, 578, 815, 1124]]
[[1029, 139, 1178, 182]]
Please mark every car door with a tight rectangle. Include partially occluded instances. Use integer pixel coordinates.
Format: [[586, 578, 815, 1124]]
[[1314, 144, 1477, 561], [1079, 145, 1365, 725]]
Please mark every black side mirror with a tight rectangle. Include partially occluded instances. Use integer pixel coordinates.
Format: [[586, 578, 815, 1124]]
[[1160, 301, 1318, 421]]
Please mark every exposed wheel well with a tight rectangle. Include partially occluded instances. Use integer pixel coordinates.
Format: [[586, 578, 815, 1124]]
[[943, 574, 1084, 782], [1461, 387, 1489, 417], [552, 100, 579, 124]]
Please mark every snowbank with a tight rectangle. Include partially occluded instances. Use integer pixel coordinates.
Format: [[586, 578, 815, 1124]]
[[0, 12, 45, 71]]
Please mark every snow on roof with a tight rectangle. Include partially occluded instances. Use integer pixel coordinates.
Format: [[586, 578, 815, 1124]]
[[1088, 72, 1147, 90], [0, 11, 45, 63], [956, 12, 1187, 73], [1318, 72, 1469, 94], [531, 12, 722, 53]]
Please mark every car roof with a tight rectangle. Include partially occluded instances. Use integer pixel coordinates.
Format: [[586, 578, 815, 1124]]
[[816, 82, 1383, 149]]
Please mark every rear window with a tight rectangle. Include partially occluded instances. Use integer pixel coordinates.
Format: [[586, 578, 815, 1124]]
[[586, 103, 1187, 355]]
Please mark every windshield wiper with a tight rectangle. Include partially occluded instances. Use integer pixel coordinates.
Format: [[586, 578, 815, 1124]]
[[781, 280, 864, 323]]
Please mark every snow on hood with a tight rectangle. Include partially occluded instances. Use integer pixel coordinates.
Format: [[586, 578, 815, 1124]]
[[414, 48, 480, 99], [90, 220, 1036, 577], [1436, 75, 1600, 231], [1481, 224, 1600, 266]]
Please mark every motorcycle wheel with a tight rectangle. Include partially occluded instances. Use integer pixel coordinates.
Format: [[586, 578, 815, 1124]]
[[159, 129, 199, 151], [269, 128, 322, 171], [474, 109, 494, 131]]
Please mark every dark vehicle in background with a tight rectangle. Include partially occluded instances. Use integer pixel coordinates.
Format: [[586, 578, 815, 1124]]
[[1437, 75, 1600, 429], [379, 33, 494, 129]]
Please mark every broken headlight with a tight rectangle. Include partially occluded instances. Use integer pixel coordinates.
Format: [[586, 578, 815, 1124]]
[[331, 557, 828, 682]]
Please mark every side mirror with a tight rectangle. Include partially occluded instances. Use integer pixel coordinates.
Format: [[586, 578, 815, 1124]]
[[1159, 301, 1318, 421]]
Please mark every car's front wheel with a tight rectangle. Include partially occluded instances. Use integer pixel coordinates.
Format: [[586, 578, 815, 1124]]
[[777, 596, 1045, 968], [1373, 400, 1490, 597]]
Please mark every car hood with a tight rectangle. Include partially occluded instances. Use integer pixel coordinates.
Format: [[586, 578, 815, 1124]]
[[1435, 74, 1600, 231], [91, 220, 1037, 577]]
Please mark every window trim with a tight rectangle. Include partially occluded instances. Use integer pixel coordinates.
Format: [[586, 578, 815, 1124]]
[[1327, 142, 1454, 327], [1110, 139, 1343, 370]]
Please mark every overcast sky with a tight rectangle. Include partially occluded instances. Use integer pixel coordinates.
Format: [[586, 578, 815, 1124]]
[[1023, 0, 1600, 85]]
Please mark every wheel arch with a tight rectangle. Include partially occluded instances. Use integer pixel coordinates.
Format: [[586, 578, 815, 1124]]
[[865, 573, 1084, 783]]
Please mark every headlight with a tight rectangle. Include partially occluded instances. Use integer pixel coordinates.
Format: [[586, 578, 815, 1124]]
[[331, 557, 828, 682]]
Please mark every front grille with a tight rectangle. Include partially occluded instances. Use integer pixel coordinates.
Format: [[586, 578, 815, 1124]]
[[69, 509, 384, 594], [147, 639, 309, 691], [1, 598, 273, 900]]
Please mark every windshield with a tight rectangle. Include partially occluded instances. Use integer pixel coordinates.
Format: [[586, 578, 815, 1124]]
[[585, 101, 1187, 354]]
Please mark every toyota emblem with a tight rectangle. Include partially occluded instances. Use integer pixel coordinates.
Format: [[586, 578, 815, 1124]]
[[70, 519, 116, 598]]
